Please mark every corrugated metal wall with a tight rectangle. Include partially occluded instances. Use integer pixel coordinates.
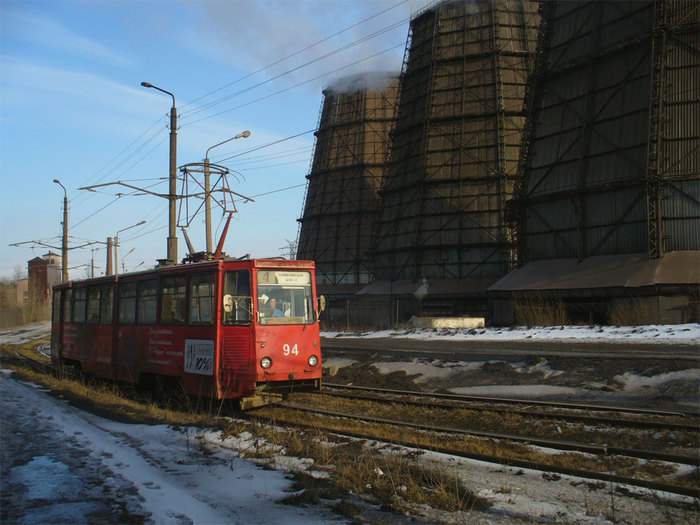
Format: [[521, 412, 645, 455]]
[[373, 0, 540, 281], [516, 0, 699, 262], [297, 73, 399, 285]]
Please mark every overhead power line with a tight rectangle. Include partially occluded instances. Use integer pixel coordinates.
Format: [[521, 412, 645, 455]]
[[181, 21, 408, 123], [180, 0, 408, 113], [185, 42, 405, 127]]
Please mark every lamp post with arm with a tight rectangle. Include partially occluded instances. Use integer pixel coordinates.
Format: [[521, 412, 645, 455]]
[[53, 179, 69, 282], [114, 220, 146, 275], [141, 81, 178, 264]]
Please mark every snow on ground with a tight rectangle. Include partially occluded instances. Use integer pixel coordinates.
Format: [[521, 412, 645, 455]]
[[1, 369, 344, 525], [0, 322, 51, 346], [5, 321, 698, 346], [322, 322, 700, 411], [324, 322, 700, 344], [2, 322, 699, 523], [2, 368, 697, 525]]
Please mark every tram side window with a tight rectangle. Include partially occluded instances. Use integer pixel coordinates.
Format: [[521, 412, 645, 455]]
[[87, 285, 101, 324], [223, 270, 251, 325], [52, 291, 61, 324], [64, 289, 72, 322], [189, 273, 215, 325], [137, 280, 157, 324], [118, 283, 137, 324], [161, 276, 186, 324], [100, 284, 114, 324], [72, 287, 87, 323]]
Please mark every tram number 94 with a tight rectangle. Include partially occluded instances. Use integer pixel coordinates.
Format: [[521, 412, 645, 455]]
[[282, 344, 299, 357]]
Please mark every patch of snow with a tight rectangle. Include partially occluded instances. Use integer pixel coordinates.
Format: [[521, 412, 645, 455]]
[[0, 322, 50, 345], [324, 323, 700, 344], [448, 385, 583, 398], [1, 371, 344, 524], [512, 359, 564, 378], [373, 359, 485, 381], [322, 357, 359, 369], [613, 369, 700, 392]]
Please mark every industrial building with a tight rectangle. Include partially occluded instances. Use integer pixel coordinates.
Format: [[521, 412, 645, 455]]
[[298, 0, 699, 328], [490, 0, 699, 325]]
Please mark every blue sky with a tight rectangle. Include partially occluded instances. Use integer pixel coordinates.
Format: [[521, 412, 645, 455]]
[[0, 0, 432, 279]]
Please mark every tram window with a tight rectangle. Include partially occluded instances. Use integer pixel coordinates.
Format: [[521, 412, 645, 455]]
[[118, 282, 137, 324], [137, 280, 157, 324], [223, 270, 251, 326], [72, 287, 87, 323], [87, 285, 101, 324], [52, 291, 61, 324], [161, 275, 186, 324], [257, 270, 314, 325], [189, 273, 215, 325], [65, 289, 72, 322], [100, 284, 114, 324]]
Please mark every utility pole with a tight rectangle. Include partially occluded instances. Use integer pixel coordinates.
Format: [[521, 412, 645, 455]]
[[106, 237, 114, 276], [141, 82, 178, 264], [53, 179, 69, 282]]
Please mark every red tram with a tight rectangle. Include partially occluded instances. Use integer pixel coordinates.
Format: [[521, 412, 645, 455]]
[[51, 258, 322, 407]]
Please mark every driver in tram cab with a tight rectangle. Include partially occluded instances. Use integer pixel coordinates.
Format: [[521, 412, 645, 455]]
[[268, 297, 284, 317]]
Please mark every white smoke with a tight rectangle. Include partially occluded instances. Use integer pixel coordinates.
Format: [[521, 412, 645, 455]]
[[325, 71, 399, 94]]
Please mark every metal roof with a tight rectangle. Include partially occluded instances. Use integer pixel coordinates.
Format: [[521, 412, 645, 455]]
[[489, 250, 700, 291]]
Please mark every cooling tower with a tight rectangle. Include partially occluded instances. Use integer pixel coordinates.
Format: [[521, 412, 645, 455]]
[[513, 0, 699, 262], [490, 0, 699, 324], [373, 0, 541, 282], [297, 73, 400, 286]]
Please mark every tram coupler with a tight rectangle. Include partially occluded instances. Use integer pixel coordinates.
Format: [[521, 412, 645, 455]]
[[239, 392, 284, 411]]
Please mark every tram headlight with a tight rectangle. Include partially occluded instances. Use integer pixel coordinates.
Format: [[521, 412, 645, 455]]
[[308, 355, 318, 367], [260, 357, 272, 369]]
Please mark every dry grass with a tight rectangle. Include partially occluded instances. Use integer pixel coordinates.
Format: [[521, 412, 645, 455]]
[[1, 344, 218, 428], [609, 298, 653, 326], [512, 294, 570, 326], [333, 451, 489, 513]]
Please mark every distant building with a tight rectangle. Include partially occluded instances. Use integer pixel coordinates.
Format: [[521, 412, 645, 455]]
[[28, 252, 62, 303]]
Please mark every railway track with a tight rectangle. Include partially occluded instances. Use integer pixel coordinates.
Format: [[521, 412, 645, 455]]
[[249, 403, 700, 499], [249, 399, 700, 499], [321, 383, 700, 432]]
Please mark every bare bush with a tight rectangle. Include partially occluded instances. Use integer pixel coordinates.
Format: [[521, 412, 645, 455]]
[[0, 278, 50, 328]]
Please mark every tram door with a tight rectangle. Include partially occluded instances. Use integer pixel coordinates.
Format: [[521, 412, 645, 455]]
[[220, 269, 255, 397]]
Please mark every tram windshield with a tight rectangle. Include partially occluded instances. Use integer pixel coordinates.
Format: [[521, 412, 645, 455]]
[[257, 270, 315, 325]]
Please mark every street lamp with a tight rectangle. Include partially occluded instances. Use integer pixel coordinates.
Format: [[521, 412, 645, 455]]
[[121, 247, 135, 273], [114, 220, 146, 275], [204, 130, 251, 253], [141, 81, 178, 264], [53, 179, 68, 282]]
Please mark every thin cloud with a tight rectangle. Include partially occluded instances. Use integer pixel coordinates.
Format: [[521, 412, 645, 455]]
[[2, 8, 133, 69], [2, 58, 146, 112]]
